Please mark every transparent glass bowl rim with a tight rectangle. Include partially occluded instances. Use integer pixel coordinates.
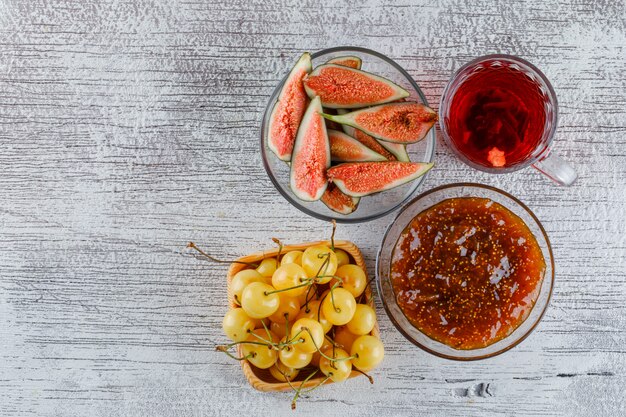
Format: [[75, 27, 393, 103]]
[[375, 182, 555, 360], [259, 46, 436, 223]]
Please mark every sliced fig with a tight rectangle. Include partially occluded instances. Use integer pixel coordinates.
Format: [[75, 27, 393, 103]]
[[329, 129, 386, 162], [353, 130, 398, 161], [336, 109, 397, 161], [326, 55, 362, 69], [268, 53, 312, 161], [321, 183, 360, 215], [321, 58, 363, 132], [336, 108, 356, 135], [339, 104, 410, 161], [327, 162, 433, 197], [377, 140, 410, 162], [290, 96, 330, 201], [321, 108, 344, 131], [303, 64, 409, 109], [324, 102, 438, 144], [325, 118, 344, 131]]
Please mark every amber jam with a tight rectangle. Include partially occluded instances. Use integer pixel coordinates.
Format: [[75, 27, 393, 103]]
[[391, 197, 546, 350]]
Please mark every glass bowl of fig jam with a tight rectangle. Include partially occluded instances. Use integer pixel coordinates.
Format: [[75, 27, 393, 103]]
[[376, 183, 554, 360]]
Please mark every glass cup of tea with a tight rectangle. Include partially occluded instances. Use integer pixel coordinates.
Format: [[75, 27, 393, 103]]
[[439, 55, 577, 186]]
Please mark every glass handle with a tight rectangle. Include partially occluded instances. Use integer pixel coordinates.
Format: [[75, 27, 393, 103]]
[[532, 151, 578, 186]]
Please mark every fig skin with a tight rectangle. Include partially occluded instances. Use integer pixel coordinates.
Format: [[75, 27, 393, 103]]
[[321, 183, 360, 215], [268, 53, 312, 161], [328, 129, 387, 163], [289, 96, 331, 202], [323, 102, 438, 144], [326, 55, 362, 69], [303, 64, 409, 109], [327, 161, 434, 197]]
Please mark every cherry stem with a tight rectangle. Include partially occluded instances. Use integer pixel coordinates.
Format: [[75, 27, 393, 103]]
[[324, 352, 355, 362], [215, 345, 255, 361], [314, 274, 344, 287], [358, 275, 377, 304], [285, 318, 290, 341], [247, 330, 276, 347], [275, 364, 297, 387], [291, 369, 319, 410], [187, 242, 258, 268], [302, 328, 350, 363], [303, 283, 316, 312], [222, 351, 254, 361], [302, 374, 332, 394], [315, 298, 324, 323], [324, 334, 338, 346], [314, 252, 331, 278], [261, 326, 305, 348], [288, 328, 306, 345], [287, 329, 322, 351], [223, 340, 271, 349], [283, 370, 299, 392], [354, 368, 374, 384], [324, 282, 342, 313], [264, 281, 312, 296], [326, 341, 340, 370], [330, 220, 337, 251], [315, 279, 343, 315], [261, 319, 273, 342], [248, 329, 302, 349], [272, 237, 283, 259]]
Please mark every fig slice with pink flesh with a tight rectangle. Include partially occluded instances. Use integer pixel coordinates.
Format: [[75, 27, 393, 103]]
[[327, 161, 434, 197], [321, 183, 360, 215], [303, 64, 409, 109], [337, 109, 407, 161], [377, 139, 411, 162], [289, 96, 331, 201], [328, 129, 387, 162], [321, 108, 345, 131], [268, 53, 312, 161], [326, 55, 362, 69], [324, 102, 437, 144]]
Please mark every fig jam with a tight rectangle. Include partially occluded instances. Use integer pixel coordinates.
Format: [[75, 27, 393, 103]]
[[391, 197, 546, 350], [446, 65, 547, 168]]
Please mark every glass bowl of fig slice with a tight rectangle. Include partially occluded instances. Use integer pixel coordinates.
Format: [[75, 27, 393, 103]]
[[261, 46, 437, 223]]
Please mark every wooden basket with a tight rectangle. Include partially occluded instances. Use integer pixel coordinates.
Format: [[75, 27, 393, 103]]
[[226, 240, 381, 392]]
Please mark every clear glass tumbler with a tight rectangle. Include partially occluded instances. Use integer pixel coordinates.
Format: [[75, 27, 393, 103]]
[[439, 55, 577, 186]]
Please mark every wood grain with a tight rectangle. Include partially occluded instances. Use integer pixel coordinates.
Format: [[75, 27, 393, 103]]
[[0, 0, 624, 416]]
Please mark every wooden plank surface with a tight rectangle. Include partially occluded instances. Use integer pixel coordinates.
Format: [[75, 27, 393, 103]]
[[0, 0, 624, 416]]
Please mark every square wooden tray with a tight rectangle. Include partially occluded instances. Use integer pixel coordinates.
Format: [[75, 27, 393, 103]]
[[226, 239, 380, 392]]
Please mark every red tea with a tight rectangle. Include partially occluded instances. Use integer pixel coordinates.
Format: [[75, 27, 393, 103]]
[[446, 65, 547, 168]]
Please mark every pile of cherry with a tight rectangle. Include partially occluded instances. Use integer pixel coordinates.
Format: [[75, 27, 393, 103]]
[[191, 238, 383, 409]]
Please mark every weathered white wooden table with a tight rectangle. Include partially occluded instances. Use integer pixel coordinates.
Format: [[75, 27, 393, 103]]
[[1, 1, 625, 416]]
